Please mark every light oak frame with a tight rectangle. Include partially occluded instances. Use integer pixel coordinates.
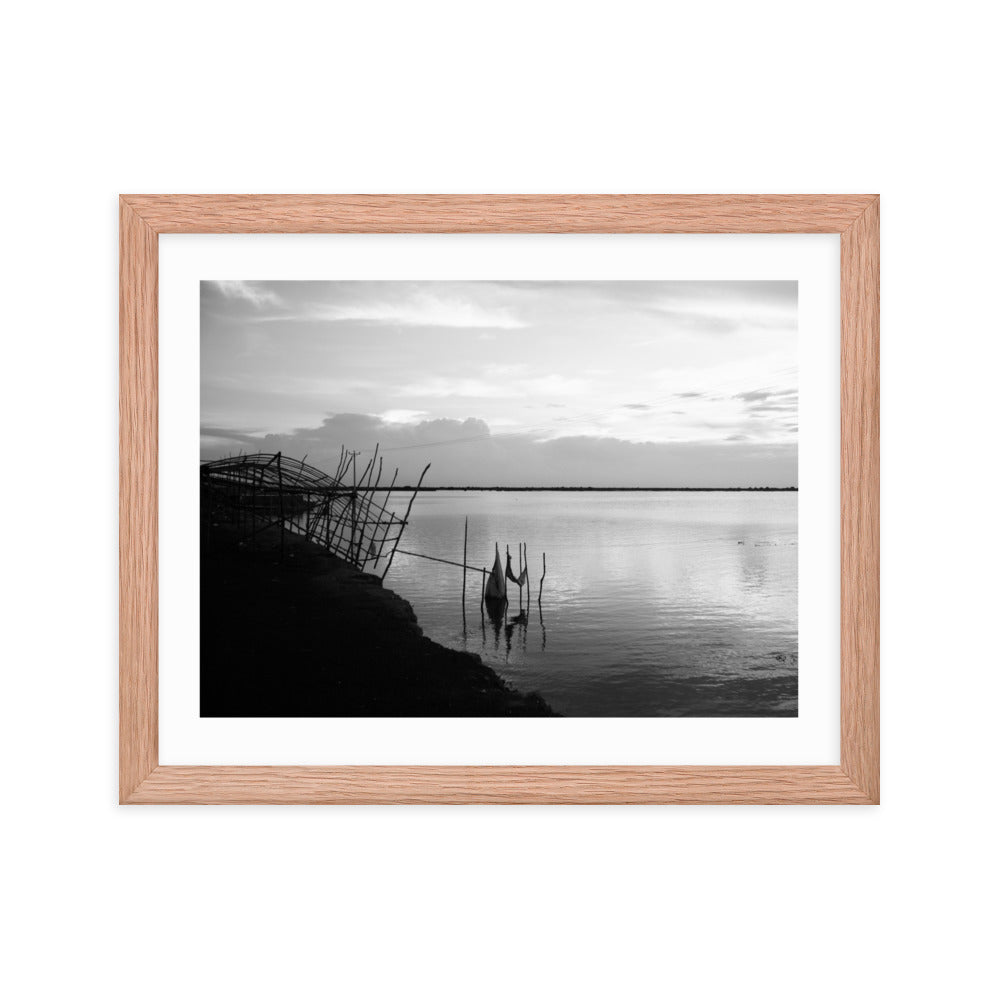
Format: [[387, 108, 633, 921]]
[[120, 194, 879, 804]]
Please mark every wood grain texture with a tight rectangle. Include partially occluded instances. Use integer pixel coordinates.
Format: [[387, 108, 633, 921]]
[[118, 194, 880, 804], [840, 198, 880, 803], [120, 193, 875, 234], [119, 200, 159, 802], [126, 766, 871, 805]]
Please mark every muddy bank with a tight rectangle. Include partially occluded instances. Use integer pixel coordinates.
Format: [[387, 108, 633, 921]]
[[201, 524, 555, 717]]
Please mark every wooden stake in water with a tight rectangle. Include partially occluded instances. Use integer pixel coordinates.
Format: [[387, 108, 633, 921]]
[[518, 541, 524, 611], [539, 552, 546, 605], [505, 545, 511, 624], [462, 516, 468, 608]]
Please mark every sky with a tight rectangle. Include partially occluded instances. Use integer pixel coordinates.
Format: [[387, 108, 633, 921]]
[[201, 280, 797, 486]]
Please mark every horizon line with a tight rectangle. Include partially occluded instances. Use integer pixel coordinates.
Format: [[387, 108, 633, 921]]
[[388, 485, 799, 492]]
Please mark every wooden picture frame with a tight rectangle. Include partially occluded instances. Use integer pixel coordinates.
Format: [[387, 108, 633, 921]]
[[120, 194, 879, 804]]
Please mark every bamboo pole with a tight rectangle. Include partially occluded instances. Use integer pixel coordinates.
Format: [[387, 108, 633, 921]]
[[250, 465, 257, 552], [350, 451, 357, 565], [362, 456, 385, 564], [381, 463, 431, 580], [518, 542, 524, 611], [353, 446, 377, 563], [539, 552, 546, 605], [462, 516, 468, 609], [373, 467, 399, 566], [277, 451, 285, 561], [327, 492, 356, 554]]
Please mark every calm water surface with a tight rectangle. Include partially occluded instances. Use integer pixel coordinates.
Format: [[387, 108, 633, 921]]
[[378, 491, 797, 717]]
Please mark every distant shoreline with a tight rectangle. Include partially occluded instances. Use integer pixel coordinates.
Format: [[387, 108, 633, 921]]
[[387, 486, 798, 492]]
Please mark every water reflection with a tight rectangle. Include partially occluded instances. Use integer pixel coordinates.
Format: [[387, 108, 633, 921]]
[[480, 595, 534, 661], [374, 490, 798, 717], [483, 595, 506, 653]]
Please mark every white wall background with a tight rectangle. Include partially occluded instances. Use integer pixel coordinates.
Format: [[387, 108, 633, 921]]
[[2, 2, 996, 997]]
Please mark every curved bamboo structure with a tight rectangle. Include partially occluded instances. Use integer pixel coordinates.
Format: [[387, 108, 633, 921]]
[[201, 449, 430, 578]]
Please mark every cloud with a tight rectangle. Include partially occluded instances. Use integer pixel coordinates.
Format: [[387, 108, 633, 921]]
[[748, 403, 798, 415], [200, 281, 799, 482], [204, 281, 529, 330], [523, 375, 590, 395], [734, 387, 799, 423], [379, 409, 428, 424], [643, 282, 798, 334], [213, 281, 283, 309], [278, 289, 524, 329], [399, 377, 514, 399], [200, 425, 266, 446], [399, 372, 588, 400], [734, 388, 797, 404], [201, 412, 797, 487]]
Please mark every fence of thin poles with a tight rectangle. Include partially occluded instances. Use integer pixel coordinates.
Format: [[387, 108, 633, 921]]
[[202, 447, 547, 626], [200, 447, 428, 579]]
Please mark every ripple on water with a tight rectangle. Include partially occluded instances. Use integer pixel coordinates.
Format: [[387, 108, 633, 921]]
[[375, 490, 798, 717]]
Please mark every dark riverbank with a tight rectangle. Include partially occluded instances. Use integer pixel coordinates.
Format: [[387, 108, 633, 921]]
[[201, 523, 555, 717]]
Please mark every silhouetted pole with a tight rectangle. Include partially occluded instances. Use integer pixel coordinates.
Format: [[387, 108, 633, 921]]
[[518, 542, 524, 612], [505, 544, 510, 623], [381, 463, 431, 581], [462, 516, 468, 608], [250, 467, 256, 552], [539, 552, 546, 605], [277, 451, 285, 562], [350, 451, 357, 565]]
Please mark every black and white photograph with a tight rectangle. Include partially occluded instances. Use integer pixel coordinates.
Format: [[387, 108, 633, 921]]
[[200, 279, 798, 717], [15, 0, 999, 992]]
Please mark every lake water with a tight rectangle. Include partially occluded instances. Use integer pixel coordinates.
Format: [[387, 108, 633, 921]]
[[378, 490, 797, 717]]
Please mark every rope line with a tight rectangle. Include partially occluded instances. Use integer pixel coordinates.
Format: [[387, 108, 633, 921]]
[[394, 548, 483, 572]]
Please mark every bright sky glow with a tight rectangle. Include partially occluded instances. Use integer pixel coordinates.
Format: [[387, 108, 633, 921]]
[[201, 280, 797, 487]]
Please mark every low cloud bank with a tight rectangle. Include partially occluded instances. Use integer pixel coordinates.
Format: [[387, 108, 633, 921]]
[[201, 413, 796, 488]]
